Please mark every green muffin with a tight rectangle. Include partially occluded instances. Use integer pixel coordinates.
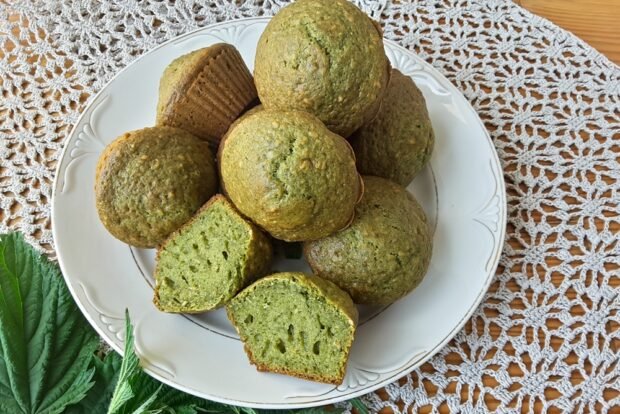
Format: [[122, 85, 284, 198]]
[[254, 0, 390, 137], [304, 176, 432, 305], [154, 195, 272, 313], [95, 126, 217, 248], [227, 272, 358, 385], [157, 44, 258, 144], [225, 103, 263, 132], [218, 109, 361, 242], [351, 69, 435, 186]]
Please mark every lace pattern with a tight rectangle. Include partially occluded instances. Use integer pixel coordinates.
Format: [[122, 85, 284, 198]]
[[1, 1, 618, 412]]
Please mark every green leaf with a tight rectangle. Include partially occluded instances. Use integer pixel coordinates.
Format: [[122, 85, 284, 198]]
[[107, 310, 144, 414], [107, 311, 206, 414], [66, 352, 123, 414], [349, 398, 369, 414], [113, 371, 163, 414], [197, 407, 257, 414], [0, 232, 99, 414], [146, 383, 210, 414]]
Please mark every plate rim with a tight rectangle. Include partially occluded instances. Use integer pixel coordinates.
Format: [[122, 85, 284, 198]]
[[51, 16, 507, 409]]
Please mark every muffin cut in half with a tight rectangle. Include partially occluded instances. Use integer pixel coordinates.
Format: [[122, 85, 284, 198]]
[[156, 43, 258, 144], [154, 195, 272, 313], [227, 272, 358, 385]]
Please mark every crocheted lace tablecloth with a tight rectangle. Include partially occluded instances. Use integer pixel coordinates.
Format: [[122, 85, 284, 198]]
[[1, 1, 618, 413]]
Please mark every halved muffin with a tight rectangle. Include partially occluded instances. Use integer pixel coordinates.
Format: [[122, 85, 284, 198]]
[[227, 272, 358, 385], [154, 195, 272, 313]]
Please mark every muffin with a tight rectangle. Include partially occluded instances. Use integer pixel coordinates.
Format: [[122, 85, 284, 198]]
[[254, 0, 390, 137], [154, 195, 272, 313], [156, 44, 258, 144], [351, 69, 435, 186], [95, 126, 217, 248], [227, 272, 358, 385], [304, 176, 432, 305], [218, 109, 362, 241], [225, 103, 263, 133]]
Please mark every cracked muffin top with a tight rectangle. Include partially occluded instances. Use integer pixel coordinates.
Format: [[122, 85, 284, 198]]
[[304, 176, 432, 305], [218, 109, 361, 242], [351, 69, 435, 186], [253, 0, 390, 138], [95, 126, 217, 248]]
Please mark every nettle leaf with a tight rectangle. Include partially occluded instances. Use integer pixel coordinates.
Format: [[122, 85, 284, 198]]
[[0, 232, 99, 414], [107, 311, 147, 414], [107, 311, 195, 414], [349, 398, 369, 414], [66, 352, 123, 414]]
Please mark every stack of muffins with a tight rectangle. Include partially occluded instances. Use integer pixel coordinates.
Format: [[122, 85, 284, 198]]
[[95, 0, 435, 386]]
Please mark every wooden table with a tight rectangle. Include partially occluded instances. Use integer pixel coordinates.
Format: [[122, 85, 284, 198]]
[[515, 0, 620, 65]]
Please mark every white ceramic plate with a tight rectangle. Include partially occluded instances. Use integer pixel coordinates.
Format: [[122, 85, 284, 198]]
[[52, 17, 506, 409]]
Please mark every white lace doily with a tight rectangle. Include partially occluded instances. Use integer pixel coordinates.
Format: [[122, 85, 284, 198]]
[[1, 1, 618, 413]]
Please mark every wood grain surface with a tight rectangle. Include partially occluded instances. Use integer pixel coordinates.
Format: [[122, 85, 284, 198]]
[[515, 0, 620, 65]]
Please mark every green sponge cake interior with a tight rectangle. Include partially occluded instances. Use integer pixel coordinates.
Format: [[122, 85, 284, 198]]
[[154, 195, 272, 313], [227, 272, 358, 385]]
